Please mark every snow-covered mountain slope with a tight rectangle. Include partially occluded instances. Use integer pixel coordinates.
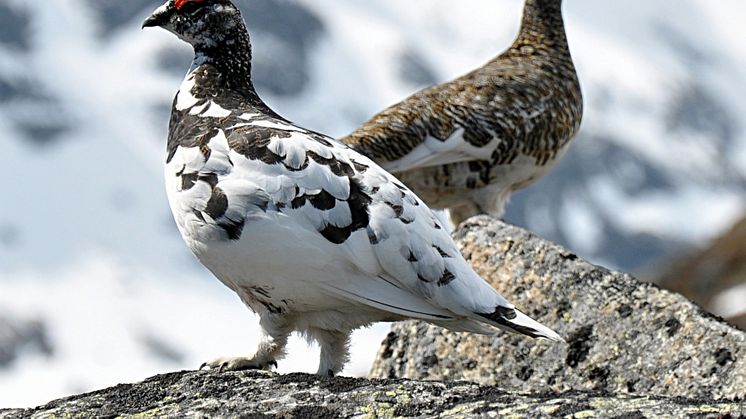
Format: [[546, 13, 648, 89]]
[[0, 0, 744, 408]]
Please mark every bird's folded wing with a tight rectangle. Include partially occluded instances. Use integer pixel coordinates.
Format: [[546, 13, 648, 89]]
[[189, 120, 507, 320], [322, 146, 508, 318], [380, 127, 498, 173]]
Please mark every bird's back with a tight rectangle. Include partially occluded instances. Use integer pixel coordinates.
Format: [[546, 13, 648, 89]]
[[342, 0, 582, 221]]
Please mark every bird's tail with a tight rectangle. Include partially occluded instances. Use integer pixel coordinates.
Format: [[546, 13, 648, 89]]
[[477, 305, 565, 342]]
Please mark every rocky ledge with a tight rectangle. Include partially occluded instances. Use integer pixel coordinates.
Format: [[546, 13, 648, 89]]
[[2, 216, 745, 418], [1, 370, 745, 418], [371, 217, 746, 401]]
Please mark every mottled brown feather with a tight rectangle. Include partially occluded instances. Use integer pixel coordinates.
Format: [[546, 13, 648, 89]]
[[342, 0, 583, 224]]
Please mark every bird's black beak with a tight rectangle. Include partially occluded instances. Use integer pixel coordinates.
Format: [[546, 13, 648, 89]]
[[142, 4, 173, 29], [142, 14, 162, 29]]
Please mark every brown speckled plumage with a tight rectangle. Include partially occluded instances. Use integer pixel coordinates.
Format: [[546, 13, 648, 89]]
[[342, 0, 583, 225]]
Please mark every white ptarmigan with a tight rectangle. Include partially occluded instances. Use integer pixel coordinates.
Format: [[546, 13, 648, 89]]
[[343, 0, 583, 227], [143, 0, 563, 376]]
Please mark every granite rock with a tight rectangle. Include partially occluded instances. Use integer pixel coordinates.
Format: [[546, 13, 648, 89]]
[[370, 216, 746, 401], [2, 370, 745, 418]]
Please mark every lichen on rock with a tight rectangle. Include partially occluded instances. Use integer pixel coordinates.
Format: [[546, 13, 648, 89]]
[[2, 217, 745, 418], [2, 370, 745, 418], [370, 216, 746, 401]]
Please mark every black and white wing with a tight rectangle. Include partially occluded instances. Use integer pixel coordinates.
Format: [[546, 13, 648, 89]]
[[167, 112, 561, 341]]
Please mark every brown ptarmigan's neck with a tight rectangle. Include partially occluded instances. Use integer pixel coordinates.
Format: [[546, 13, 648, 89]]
[[510, 0, 569, 55]]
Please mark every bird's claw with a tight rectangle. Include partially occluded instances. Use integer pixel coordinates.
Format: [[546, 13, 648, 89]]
[[199, 356, 276, 372]]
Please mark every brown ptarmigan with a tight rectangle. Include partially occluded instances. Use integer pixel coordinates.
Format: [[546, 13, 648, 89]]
[[143, 0, 563, 377], [342, 0, 583, 226]]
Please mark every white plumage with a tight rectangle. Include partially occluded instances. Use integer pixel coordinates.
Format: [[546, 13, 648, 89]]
[[144, 0, 563, 376]]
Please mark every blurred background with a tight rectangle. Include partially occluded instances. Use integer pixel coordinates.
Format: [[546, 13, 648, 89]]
[[1, 0, 745, 408]]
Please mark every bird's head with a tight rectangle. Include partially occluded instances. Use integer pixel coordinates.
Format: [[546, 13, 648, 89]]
[[142, 0, 246, 51]]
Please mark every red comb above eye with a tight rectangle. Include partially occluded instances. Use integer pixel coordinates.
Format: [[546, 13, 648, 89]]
[[174, 0, 208, 11]]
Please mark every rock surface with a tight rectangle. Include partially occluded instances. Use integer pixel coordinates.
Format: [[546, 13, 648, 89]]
[[370, 216, 746, 401], [1, 217, 745, 417], [2, 370, 745, 418]]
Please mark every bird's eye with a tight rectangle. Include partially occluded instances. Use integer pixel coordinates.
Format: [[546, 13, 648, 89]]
[[179, 2, 203, 15]]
